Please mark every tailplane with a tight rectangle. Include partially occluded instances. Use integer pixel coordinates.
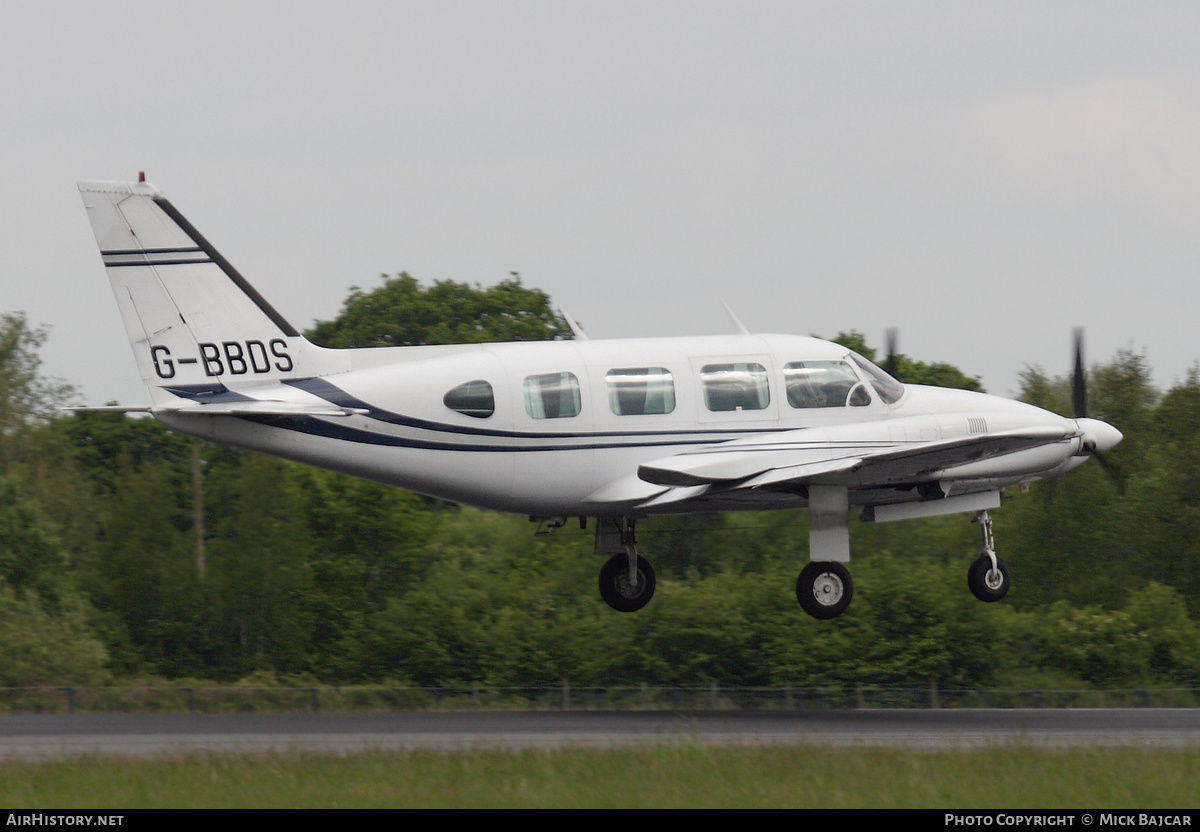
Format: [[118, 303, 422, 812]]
[[78, 178, 312, 402]]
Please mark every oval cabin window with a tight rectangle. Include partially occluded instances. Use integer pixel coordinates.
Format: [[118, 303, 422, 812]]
[[443, 379, 495, 418]]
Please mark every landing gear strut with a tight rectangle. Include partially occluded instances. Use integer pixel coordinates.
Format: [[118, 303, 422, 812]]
[[967, 509, 1010, 602], [595, 517, 656, 612], [795, 485, 855, 620]]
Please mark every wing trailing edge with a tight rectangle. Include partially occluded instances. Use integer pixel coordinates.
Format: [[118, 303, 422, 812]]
[[637, 425, 1076, 492]]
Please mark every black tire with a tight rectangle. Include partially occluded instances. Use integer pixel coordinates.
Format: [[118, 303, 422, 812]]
[[796, 562, 853, 619], [599, 553, 656, 612], [967, 555, 1010, 602]]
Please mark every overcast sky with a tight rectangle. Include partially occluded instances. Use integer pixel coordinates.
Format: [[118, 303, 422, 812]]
[[5, 1, 1200, 405]]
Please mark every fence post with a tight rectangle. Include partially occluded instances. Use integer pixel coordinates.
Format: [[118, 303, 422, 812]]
[[929, 677, 939, 709], [562, 680, 570, 711]]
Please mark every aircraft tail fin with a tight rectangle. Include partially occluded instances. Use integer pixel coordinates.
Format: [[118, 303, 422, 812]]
[[78, 178, 312, 400]]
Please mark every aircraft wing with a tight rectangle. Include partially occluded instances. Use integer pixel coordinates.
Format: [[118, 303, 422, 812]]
[[635, 425, 1075, 495]]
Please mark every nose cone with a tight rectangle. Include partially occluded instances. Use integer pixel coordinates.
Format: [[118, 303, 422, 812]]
[[1076, 418, 1123, 454]]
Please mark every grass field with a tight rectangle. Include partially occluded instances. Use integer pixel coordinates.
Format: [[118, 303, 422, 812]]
[[1, 744, 1198, 808]]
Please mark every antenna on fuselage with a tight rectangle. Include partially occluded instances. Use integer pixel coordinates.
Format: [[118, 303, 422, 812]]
[[720, 300, 750, 335], [559, 307, 588, 340]]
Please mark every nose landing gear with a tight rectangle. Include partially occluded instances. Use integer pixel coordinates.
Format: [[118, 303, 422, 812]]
[[967, 509, 1010, 602]]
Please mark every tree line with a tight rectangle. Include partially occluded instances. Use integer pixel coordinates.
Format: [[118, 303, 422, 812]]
[[1, 275, 1198, 691]]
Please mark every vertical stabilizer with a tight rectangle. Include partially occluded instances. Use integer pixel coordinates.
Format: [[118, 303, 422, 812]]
[[78, 179, 311, 400]]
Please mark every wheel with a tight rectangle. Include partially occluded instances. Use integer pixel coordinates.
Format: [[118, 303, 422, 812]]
[[796, 562, 853, 619], [967, 555, 1010, 602], [599, 553, 656, 612]]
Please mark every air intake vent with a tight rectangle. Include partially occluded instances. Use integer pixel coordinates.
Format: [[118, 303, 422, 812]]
[[967, 417, 988, 435]]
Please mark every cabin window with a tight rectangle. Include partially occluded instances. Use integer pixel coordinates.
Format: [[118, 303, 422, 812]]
[[784, 361, 871, 408], [524, 372, 582, 419], [607, 368, 676, 415], [700, 363, 770, 412], [443, 379, 495, 418]]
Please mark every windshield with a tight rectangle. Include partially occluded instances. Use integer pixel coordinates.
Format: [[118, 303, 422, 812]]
[[848, 352, 906, 405]]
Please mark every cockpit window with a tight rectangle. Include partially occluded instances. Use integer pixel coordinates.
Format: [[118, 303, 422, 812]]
[[783, 361, 871, 408], [443, 379, 495, 418], [848, 352, 906, 404], [524, 372, 582, 419], [701, 363, 770, 412]]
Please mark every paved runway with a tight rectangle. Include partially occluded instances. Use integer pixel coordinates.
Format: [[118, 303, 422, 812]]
[[2, 710, 1200, 760]]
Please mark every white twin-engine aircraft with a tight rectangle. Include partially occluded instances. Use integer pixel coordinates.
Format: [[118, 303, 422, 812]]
[[78, 177, 1122, 620]]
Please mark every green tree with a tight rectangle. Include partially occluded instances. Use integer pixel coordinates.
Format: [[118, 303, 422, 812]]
[[0, 586, 109, 686], [0, 474, 70, 603], [90, 460, 208, 676], [1004, 349, 1157, 611], [829, 331, 984, 392], [288, 466, 437, 678], [55, 410, 197, 496], [0, 314, 74, 470], [307, 273, 572, 348], [208, 455, 316, 678]]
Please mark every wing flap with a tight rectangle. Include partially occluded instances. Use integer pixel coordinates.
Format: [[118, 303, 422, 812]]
[[636, 484, 711, 509], [583, 474, 668, 505]]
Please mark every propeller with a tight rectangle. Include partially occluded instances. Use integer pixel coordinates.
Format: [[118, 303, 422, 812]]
[[1071, 327, 1126, 493], [884, 327, 900, 381], [1072, 327, 1087, 419]]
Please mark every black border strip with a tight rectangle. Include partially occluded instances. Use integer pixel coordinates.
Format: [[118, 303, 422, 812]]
[[236, 412, 716, 453], [105, 258, 217, 268], [152, 196, 300, 337], [286, 377, 783, 441], [101, 247, 205, 255]]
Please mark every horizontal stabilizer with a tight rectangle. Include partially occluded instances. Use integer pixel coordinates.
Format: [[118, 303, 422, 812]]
[[70, 401, 366, 418], [67, 405, 153, 414], [160, 400, 367, 418]]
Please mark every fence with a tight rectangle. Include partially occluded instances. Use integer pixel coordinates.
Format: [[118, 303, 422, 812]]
[[2, 683, 1199, 714]]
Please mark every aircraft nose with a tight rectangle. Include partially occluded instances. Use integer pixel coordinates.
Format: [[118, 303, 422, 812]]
[[1076, 418, 1123, 454]]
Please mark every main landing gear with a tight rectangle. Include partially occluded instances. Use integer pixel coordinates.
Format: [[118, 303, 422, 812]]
[[795, 485, 855, 620], [790, 491, 1014, 621], [584, 502, 1013, 619], [594, 517, 656, 612], [796, 562, 853, 620]]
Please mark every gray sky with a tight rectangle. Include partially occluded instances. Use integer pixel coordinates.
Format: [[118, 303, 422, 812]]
[[5, 1, 1200, 405]]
